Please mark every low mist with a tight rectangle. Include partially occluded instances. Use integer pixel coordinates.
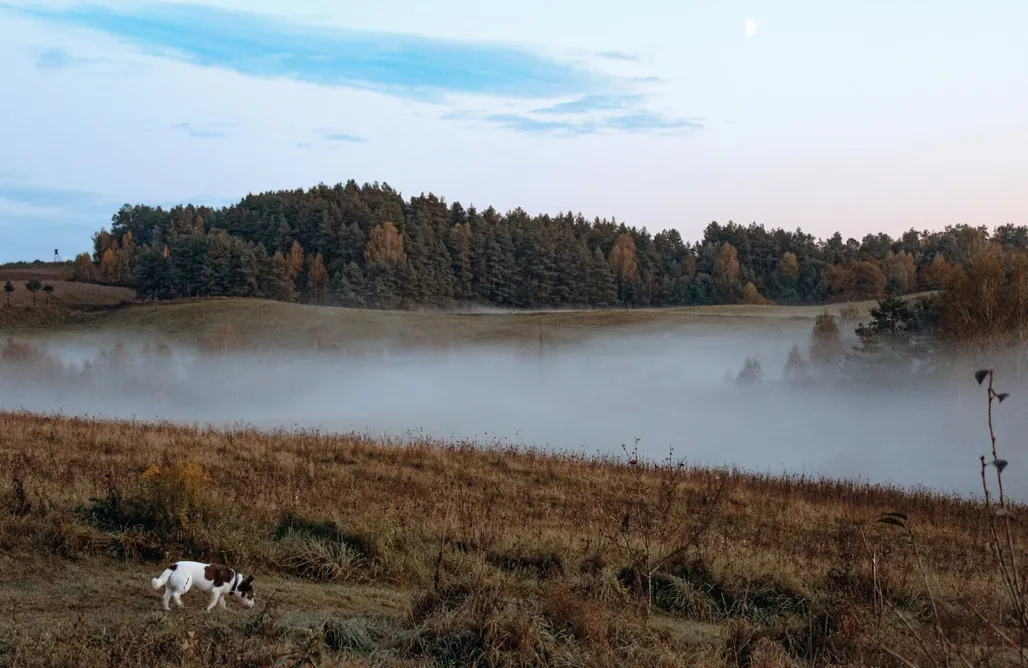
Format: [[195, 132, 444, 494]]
[[2, 321, 1024, 501]]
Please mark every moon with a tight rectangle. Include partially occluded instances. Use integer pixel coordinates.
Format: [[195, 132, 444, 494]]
[[745, 18, 757, 37]]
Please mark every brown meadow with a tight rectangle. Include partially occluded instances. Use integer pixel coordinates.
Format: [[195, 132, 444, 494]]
[[0, 401, 1023, 667]]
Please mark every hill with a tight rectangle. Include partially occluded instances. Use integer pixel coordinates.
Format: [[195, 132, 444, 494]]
[[0, 264, 137, 331], [0, 409, 1019, 666], [1, 294, 880, 349], [88, 181, 1005, 312]]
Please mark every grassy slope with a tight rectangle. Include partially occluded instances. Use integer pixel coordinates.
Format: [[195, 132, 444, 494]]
[[2, 291, 977, 667], [0, 265, 137, 331], [0, 411, 1017, 667], [3, 295, 881, 350]]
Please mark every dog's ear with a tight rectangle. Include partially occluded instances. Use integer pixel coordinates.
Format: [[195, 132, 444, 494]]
[[243, 575, 254, 585]]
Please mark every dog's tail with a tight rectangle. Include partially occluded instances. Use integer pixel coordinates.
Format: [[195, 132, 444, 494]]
[[151, 567, 175, 589]]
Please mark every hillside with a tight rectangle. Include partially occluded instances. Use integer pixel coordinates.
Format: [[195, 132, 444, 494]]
[[0, 409, 1019, 667], [90, 182, 1002, 313], [1, 295, 880, 349]]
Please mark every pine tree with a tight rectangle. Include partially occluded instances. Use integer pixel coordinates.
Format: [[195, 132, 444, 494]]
[[3, 280, 13, 306], [263, 250, 295, 301], [133, 244, 171, 301], [331, 262, 366, 307], [589, 246, 617, 306], [810, 312, 844, 365], [24, 279, 42, 305]]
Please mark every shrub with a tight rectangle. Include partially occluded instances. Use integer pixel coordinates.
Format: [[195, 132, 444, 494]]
[[138, 460, 212, 536]]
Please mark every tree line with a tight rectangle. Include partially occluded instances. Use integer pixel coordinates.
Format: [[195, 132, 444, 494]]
[[72, 180, 1028, 313]]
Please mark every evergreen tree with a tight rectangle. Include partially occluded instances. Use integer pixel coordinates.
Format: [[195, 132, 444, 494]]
[[24, 279, 42, 305], [589, 246, 617, 306], [133, 244, 171, 301]]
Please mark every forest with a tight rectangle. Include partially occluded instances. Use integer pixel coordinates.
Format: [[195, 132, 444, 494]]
[[73, 180, 1028, 320]]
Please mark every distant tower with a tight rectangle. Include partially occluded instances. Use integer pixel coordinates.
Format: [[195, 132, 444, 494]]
[[54, 249, 60, 263]]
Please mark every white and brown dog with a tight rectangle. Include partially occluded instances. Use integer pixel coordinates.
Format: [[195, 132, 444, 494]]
[[151, 560, 256, 611]]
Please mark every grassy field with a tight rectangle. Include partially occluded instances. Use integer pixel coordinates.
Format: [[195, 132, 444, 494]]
[[5, 290, 994, 666], [0, 406, 1022, 667], [0, 264, 137, 330], [0, 257, 898, 349], [1, 293, 880, 351]]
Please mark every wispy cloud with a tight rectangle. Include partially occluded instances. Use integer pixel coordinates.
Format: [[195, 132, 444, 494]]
[[314, 129, 366, 144], [532, 94, 647, 115], [603, 112, 704, 134], [34, 47, 92, 70], [6, 2, 614, 101], [597, 50, 640, 62], [171, 122, 232, 139], [0, 179, 113, 211], [453, 109, 701, 138], [483, 114, 599, 137]]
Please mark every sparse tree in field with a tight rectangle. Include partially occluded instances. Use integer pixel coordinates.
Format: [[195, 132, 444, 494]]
[[42, 284, 54, 305], [24, 279, 42, 306], [783, 344, 809, 381], [3, 281, 13, 306], [735, 356, 764, 384], [809, 312, 844, 365]]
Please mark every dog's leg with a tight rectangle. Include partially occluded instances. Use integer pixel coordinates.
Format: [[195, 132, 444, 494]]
[[218, 595, 227, 609], [205, 591, 220, 612], [173, 576, 190, 608], [161, 587, 172, 611]]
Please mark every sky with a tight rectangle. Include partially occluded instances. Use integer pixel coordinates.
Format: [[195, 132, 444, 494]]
[[1, 0, 1026, 263]]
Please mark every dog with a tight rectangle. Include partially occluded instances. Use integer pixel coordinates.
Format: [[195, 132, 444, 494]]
[[151, 560, 255, 611]]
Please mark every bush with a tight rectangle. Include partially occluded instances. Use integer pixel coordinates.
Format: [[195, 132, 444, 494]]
[[78, 459, 213, 541]]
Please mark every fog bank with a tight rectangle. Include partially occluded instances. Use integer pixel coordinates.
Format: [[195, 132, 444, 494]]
[[2, 323, 1024, 501]]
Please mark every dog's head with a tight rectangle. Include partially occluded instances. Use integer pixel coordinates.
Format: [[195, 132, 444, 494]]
[[231, 574, 256, 607]]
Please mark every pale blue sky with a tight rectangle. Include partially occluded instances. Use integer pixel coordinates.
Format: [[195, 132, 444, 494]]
[[1, 0, 1026, 262]]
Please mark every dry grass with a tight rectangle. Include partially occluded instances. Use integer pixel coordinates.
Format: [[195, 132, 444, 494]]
[[0, 262, 137, 331], [0, 408, 1021, 667], [3, 295, 882, 351]]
